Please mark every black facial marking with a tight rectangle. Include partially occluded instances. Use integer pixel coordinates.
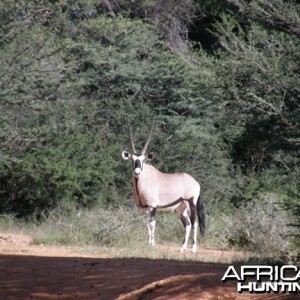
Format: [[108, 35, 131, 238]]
[[134, 159, 142, 170]]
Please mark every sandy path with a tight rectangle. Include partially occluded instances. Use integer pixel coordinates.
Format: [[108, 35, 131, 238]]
[[0, 233, 297, 300]]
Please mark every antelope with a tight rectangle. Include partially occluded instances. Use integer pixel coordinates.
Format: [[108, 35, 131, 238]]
[[121, 122, 205, 253]]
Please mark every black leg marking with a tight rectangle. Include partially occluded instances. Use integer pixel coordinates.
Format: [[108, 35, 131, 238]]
[[190, 205, 196, 226], [150, 207, 157, 222], [180, 214, 191, 227]]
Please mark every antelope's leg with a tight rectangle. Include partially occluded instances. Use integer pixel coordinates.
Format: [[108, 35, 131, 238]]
[[189, 203, 198, 253], [177, 202, 191, 252], [147, 208, 157, 246]]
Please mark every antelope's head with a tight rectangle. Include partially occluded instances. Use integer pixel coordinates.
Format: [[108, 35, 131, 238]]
[[122, 121, 155, 178]]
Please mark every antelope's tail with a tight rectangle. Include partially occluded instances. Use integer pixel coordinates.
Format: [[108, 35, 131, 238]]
[[197, 194, 206, 236]]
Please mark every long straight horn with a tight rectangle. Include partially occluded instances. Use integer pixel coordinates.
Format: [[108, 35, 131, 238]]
[[141, 122, 154, 155], [127, 120, 137, 154]]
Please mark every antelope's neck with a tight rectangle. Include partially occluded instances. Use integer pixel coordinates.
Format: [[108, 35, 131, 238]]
[[132, 174, 149, 209]]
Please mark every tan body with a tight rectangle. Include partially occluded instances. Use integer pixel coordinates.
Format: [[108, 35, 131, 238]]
[[122, 121, 205, 252], [132, 164, 200, 211]]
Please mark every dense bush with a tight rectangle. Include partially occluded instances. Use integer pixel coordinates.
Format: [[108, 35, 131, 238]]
[[212, 0, 300, 248], [0, 0, 299, 254], [31, 204, 145, 246], [223, 193, 294, 254], [0, 0, 233, 216]]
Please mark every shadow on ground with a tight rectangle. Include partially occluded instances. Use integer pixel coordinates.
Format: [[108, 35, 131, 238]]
[[0, 255, 296, 300]]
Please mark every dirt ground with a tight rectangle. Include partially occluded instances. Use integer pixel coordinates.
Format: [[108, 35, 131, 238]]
[[0, 233, 298, 300]]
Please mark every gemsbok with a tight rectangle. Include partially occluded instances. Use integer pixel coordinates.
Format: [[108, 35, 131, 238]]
[[122, 121, 205, 253]]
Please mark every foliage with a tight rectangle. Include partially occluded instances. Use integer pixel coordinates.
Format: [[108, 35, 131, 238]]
[[211, 0, 300, 241], [222, 193, 295, 255], [216, 0, 299, 163], [31, 203, 186, 248], [99, 0, 194, 50], [0, 0, 231, 216], [0, 0, 299, 253], [32, 204, 146, 247]]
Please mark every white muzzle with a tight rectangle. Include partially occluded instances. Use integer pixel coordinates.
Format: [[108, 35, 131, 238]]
[[134, 167, 142, 176]]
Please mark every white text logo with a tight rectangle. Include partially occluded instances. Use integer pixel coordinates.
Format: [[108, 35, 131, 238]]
[[222, 265, 300, 293]]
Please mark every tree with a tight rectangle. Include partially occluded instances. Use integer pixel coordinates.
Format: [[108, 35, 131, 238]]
[[211, 0, 300, 247], [0, 0, 235, 218]]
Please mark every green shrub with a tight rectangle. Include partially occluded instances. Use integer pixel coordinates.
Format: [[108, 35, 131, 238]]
[[31, 203, 195, 248], [221, 193, 295, 256], [32, 204, 148, 247]]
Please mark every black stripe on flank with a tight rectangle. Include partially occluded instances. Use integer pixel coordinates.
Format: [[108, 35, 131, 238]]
[[157, 198, 184, 209]]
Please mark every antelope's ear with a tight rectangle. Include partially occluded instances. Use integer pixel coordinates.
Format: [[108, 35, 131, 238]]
[[147, 152, 155, 161], [121, 150, 131, 160]]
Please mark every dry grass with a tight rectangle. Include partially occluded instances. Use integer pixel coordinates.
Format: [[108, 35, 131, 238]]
[[0, 199, 296, 265]]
